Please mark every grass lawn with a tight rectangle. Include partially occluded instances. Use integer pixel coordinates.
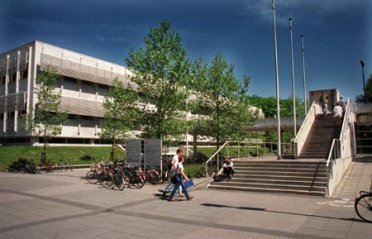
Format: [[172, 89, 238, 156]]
[[196, 145, 273, 159], [0, 146, 125, 170]]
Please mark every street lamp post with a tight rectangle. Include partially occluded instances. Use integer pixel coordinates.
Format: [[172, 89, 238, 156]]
[[301, 35, 307, 113], [272, 0, 281, 159], [360, 60, 366, 96], [186, 98, 189, 158], [289, 18, 296, 138]]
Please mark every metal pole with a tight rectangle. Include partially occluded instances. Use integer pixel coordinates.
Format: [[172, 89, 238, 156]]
[[186, 98, 189, 158], [301, 35, 307, 113], [272, 0, 282, 159], [289, 18, 297, 138]]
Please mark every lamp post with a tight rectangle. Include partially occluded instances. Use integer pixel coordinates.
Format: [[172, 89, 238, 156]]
[[289, 18, 296, 138], [360, 60, 366, 96], [272, 0, 281, 159], [301, 35, 307, 113], [186, 98, 189, 158]]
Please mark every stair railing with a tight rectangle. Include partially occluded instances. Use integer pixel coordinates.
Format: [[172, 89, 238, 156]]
[[326, 98, 354, 167], [205, 141, 229, 186], [293, 101, 322, 158], [326, 98, 355, 196]]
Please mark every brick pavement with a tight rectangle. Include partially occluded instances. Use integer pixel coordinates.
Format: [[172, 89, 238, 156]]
[[333, 161, 372, 199], [0, 170, 371, 239]]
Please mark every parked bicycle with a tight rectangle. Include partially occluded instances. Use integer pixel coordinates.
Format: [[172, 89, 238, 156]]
[[122, 165, 145, 189], [143, 168, 161, 185], [85, 162, 125, 191], [354, 191, 372, 223]]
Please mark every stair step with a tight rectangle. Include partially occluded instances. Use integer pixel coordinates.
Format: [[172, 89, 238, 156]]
[[235, 168, 327, 173], [208, 185, 326, 196], [233, 174, 327, 181], [234, 165, 326, 169], [211, 181, 326, 191], [234, 170, 327, 176], [233, 161, 326, 165], [225, 178, 327, 187]]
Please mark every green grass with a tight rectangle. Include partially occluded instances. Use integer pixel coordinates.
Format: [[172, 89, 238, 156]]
[[184, 163, 205, 178], [196, 145, 273, 159], [0, 146, 125, 170]]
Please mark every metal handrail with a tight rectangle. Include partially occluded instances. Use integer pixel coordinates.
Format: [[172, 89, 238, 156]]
[[205, 141, 229, 165], [205, 141, 229, 185], [326, 139, 337, 167]]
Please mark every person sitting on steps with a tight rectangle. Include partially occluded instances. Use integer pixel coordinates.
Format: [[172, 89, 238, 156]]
[[223, 158, 235, 179]]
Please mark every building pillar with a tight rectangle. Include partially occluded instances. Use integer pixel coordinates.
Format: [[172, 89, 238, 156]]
[[14, 51, 20, 133], [3, 55, 9, 134]]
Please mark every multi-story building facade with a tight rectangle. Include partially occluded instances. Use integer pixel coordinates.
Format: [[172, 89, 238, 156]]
[[0, 40, 136, 145], [0, 40, 264, 145]]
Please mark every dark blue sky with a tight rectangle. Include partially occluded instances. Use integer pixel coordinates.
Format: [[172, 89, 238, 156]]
[[1, 0, 371, 100]]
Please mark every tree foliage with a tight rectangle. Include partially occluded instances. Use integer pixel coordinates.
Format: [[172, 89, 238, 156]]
[[356, 74, 372, 103], [26, 68, 67, 163], [101, 79, 139, 160], [125, 20, 190, 140], [248, 95, 305, 117], [190, 54, 257, 148]]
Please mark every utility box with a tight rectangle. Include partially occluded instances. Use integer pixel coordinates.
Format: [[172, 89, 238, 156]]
[[309, 89, 341, 112]]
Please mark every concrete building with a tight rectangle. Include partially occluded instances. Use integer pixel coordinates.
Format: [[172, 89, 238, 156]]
[[0, 41, 264, 146], [0, 40, 136, 145]]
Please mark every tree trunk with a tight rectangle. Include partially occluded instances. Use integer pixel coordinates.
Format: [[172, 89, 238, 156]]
[[111, 130, 115, 162], [41, 129, 47, 164]]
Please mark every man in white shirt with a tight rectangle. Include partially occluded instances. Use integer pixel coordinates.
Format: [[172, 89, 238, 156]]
[[333, 103, 343, 126], [162, 148, 183, 197]]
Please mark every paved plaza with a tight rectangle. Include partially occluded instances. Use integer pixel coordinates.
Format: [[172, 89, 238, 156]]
[[0, 166, 371, 239]]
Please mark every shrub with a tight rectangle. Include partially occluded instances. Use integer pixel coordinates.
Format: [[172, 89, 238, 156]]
[[8, 158, 38, 174], [80, 154, 94, 161], [184, 163, 205, 178]]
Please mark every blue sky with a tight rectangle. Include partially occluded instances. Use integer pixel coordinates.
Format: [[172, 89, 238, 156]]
[[0, 0, 371, 100]]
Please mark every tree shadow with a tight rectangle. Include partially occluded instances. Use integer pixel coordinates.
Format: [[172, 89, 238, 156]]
[[200, 203, 366, 223]]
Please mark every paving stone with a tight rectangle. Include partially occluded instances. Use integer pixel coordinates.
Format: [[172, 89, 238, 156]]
[[0, 170, 371, 239]]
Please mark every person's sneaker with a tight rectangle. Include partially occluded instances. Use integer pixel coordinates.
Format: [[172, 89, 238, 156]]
[[187, 196, 194, 201], [167, 198, 175, 202]]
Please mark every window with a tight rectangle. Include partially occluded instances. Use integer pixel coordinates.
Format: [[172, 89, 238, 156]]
[[10, 72, 16, 82], [22, 68, 28, 79], [98, 84, 110, 96], [0, 75, 5, 85], [63, 76, 78, 91]]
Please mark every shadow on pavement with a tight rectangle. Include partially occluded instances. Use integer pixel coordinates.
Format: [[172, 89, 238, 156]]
[[201, 203, 366, 223]]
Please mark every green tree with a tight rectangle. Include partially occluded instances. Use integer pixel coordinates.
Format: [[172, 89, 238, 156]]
[[101, 79, 139, 161], [356, 74, 372, 103], [248, 95, 305, 117], [26, 68, 67, 163], [190, 54, 256, 149], [125, 20, 190, 140]]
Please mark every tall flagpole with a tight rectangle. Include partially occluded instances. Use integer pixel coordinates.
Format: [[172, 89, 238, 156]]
[[289, 18, 296, 137], [301, 35, 307, 113], [272, 0, 281, 159]]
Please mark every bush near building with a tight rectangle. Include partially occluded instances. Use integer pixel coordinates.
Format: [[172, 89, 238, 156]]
[[0, 146, 125, 170]]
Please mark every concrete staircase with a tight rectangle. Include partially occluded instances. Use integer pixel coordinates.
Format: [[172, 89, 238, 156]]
[[300, 115, 340, 158], [209, 160, 328, 196]]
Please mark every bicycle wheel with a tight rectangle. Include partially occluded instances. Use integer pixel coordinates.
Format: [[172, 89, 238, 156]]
[[134, 174, 145, 189], [86, 170, 99, 184], [101, 173, 114, 189], [114, 172, 125, 191], [355, 192, 372, 223], [147, 170, 160, 184]]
